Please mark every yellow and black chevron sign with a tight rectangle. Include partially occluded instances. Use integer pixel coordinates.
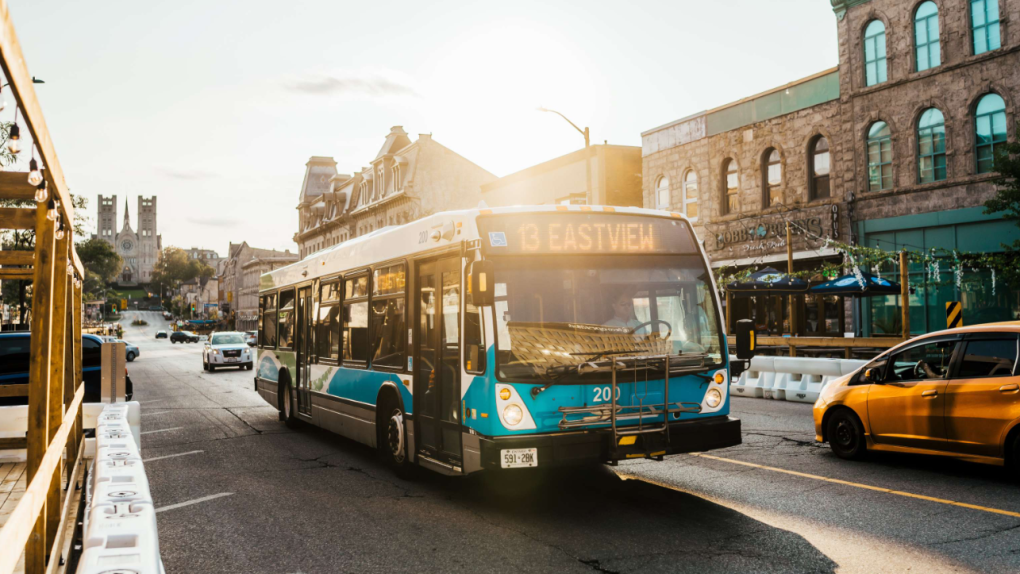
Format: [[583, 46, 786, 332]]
[[946, 301, 963, 329]]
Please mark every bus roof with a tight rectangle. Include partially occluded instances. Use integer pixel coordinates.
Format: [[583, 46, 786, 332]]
[[260, 204, 692, 291]]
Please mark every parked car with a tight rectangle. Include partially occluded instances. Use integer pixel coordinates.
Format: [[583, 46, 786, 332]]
[[244, 331, 257, 347], [203, 332, 254, 372], [116, 339, 140, 362], [170, 330, 200, 344], [0, 332, 133, 405], [814, 322, 1020, 475], [155, 330, 168, 339], [99, 335, 117, 344]]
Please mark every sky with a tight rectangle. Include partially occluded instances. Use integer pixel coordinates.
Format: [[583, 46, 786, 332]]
[[5, 0, 839, 255]]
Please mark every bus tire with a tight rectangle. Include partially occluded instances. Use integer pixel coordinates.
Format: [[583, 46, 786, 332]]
[[378, 394, 410, 476], [826, 408, 866, 461], [279, 373, 300, 429]]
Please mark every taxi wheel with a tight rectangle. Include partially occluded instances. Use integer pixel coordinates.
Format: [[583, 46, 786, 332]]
[[1008, 434, 1020, 480], [827, 409, 866, 460]]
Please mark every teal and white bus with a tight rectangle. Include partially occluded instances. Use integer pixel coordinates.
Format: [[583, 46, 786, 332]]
[[254, 205, 744, 476]]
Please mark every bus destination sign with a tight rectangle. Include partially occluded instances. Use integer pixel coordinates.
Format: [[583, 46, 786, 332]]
[[478, 213, 697, 255]]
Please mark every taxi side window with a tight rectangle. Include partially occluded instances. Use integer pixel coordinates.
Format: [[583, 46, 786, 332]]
[[957, 338, 1018, 379], [884, 341, 954, 383]]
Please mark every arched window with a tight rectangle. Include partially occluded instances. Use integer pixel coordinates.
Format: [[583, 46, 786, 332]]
[[915, 2, 941, 72], [655, 176, 670, 208], [682, 170, 699, 220], [723, 160, 739, 214], [976, 93, 1007, 174], [867, 121, 893, 191], [809, 137, 831, 200], [971, 0, 1001, 55], [763, 149, 782, 207], [918, 108, 947, 183], [864, 20, 888, 86]]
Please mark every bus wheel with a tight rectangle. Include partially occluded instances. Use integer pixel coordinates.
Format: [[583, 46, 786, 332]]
[[279, 376, 299, 429], [381, 403, 411, 476]]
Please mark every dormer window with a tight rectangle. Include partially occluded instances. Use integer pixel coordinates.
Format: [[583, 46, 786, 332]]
[[391, 165, 401, 192]]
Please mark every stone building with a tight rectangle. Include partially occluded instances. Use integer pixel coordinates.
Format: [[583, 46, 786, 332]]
[[97, 195, 161, 285], [294, 127, 496, 259], [219, 242, 297, 330], [237, 252, 299, 331], [180, 276, 219, 319], [186, 247, 222, 271], [481, 144, 643, 207], [642, 0, 1020, 336]]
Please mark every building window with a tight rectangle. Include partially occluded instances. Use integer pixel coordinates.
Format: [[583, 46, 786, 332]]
[[316, 280, 341, 362], [763, 149, 782, 207], [682, 169, 698, 221], [723, 159, 739, 214], [867, 121, 893, 191], [971, 0, 1001, 55], [655, 176, 670, 209], [343, 275, 370, 364], [392, 165, 401, 192], [864, 20, 888, 86], [370, 263, 406, 369], [976, 93, 1007, 174], [918, 108, 947, 183], [809, 136, 831, 200], [914, 1, 941, 72]]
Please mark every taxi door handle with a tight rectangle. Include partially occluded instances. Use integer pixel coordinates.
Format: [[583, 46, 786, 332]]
[[999, 384, 1019, 393], [921, 390, 938, 398]]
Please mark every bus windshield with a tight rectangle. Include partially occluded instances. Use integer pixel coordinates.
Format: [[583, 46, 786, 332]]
[[491, 254, 724, 382]]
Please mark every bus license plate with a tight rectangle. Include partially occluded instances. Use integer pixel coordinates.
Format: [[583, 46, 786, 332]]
[[501, 448, 537, 468]]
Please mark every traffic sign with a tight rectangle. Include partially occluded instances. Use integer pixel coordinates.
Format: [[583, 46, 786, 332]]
[[946, 301, 963, 329]]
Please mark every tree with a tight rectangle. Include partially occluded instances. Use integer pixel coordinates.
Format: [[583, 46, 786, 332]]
[[150, 247, 217, 295], [77, 237, 123, 284], [982, 125, 1020, 285]]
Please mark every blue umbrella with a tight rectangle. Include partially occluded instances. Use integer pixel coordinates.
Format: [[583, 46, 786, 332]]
[[726, 267, 810, 298], [809, 272, 900, 297]]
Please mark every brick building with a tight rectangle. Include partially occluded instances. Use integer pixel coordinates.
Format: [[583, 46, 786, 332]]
[[294, 127, 496, 258], [642, 0, 1020, 336], [481, 144, 642, 207]]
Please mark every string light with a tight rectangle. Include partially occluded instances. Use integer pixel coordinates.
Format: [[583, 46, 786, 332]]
[[34, 180, 47, 203], [28, 157, 42, 186], [55, 218, 65, 240], [46, 198, 57, 221], [7, 123, 20, 154]]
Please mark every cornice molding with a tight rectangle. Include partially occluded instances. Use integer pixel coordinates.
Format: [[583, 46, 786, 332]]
[[830, 0, 872, 20]]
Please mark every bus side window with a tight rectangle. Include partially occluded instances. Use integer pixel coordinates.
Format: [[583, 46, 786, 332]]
[[344, 275, 370, 365], [465, 283, 486, 374], [263, 293, 278, 349], [370, 264, 406, 370], [278, 289, 296, 350], [317, 280, 341, 362], [257, 296, 264, 347]]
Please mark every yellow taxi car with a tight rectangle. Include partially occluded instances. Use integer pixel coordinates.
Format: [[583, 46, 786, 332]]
[[814, 322, 1020, 473]]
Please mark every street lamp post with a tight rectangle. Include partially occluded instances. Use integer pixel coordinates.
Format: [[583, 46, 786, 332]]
[[537, 107, 593, 205]]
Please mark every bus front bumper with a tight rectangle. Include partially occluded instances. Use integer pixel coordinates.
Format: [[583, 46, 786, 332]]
[[476, 415, 741, 470]]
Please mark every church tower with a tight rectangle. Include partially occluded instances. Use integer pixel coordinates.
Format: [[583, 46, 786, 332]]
[[97, 194, 117, 247], [137, 196, 158, 282]]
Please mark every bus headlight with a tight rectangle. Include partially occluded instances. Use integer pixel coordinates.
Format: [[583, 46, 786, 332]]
[[705, 388, 722, 408], [503, 404, 524, 426]]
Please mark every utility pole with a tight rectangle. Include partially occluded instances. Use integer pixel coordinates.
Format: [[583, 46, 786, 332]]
[[538, 107, 593, 205], [786, 221, 796, 338]]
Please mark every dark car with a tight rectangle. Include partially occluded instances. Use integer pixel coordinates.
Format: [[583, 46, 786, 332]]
[[0, 332, 134, 406], [170, 330, 200, 344]]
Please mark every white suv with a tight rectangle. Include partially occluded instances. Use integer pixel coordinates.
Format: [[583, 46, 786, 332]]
[[203, 332, 254, 372]]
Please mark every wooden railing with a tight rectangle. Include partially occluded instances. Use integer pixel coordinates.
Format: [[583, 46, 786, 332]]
[[0, 1, 87, 572], [756, 336, 906, 358]]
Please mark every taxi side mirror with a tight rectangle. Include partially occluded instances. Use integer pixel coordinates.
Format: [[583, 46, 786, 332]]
[[735, 319, 755, 361], [863, 368, 877, 384], [468, 260, 495, 307]]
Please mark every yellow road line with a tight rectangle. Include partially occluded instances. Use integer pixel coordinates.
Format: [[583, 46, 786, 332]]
[[619, 452, 1020, 519]]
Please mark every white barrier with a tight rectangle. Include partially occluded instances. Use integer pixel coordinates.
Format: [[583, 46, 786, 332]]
[[731, 356, 867, 404], [0, 401, 140, 461], [81, 401, 162, 573]]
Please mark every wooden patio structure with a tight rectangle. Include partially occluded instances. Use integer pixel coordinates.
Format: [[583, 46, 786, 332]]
[[0, 1, 87, 573]]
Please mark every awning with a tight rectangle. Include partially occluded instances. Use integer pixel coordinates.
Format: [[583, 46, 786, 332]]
[[809, 272, 901, 297], [725, 267, 810, 297]]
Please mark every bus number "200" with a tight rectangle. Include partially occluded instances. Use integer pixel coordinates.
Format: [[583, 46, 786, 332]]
[[592, 387, 621, 403]]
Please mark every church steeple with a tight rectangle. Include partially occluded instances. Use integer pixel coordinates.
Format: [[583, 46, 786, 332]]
[[123, 198, 130, 229]]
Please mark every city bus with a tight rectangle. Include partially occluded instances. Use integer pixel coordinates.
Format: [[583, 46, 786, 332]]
[[254, 205, 746, 476]]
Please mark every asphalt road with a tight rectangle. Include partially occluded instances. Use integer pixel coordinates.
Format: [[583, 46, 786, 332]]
[[118, 310, 1020, 574]]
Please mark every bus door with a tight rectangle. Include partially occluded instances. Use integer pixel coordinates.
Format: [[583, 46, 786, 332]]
[[414, 257, 462, 468], [295, 286, 313, 417]]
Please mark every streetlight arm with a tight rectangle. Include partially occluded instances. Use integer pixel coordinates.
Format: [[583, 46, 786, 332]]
[[537, 107, 588, 145]]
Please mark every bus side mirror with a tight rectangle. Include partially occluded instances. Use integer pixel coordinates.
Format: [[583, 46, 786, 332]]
[[735, 319, 755, 361], [468, 260, 495, 307]]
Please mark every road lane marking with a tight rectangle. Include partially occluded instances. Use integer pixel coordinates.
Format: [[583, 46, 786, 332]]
[[138, 399, 167, 404], [140, 426, 184, 435], [155, 492, 234, 513], [620, 453, 1020, 519], [143, 450, 204, 462], [141, 411, 171, 416]]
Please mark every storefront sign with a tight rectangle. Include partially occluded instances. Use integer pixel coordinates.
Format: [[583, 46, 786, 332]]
[[716, 217, 824, 248]]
